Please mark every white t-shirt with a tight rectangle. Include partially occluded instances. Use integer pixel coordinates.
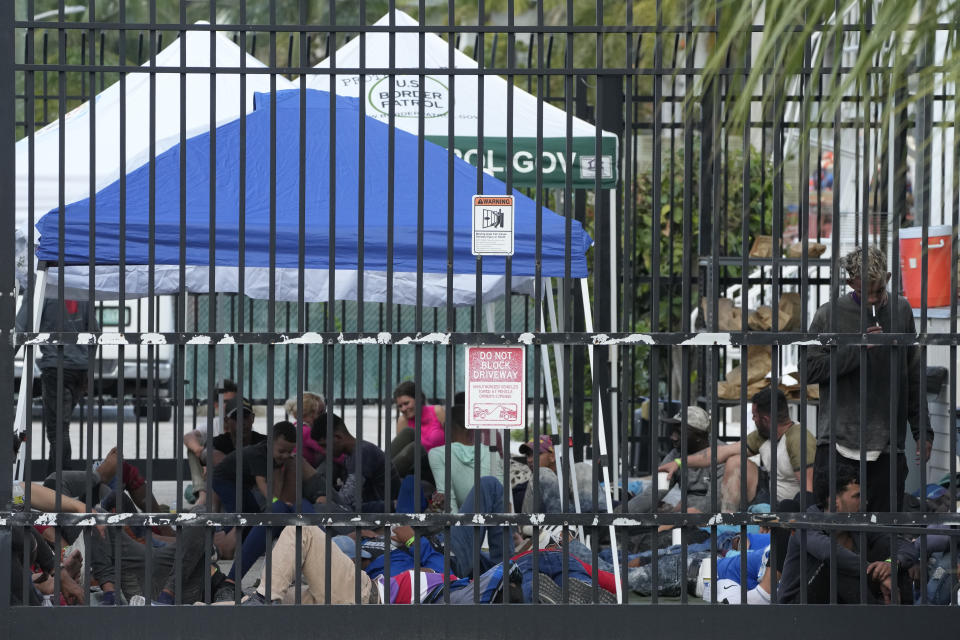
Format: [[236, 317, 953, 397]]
[[746, 423, 816, 501]]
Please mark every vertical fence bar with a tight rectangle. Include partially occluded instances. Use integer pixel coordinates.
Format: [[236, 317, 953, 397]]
[[503, 0, 517, 600], [383, 1, 396, 593], [738, 8, 753, 605], [0, 0, 15, 616], [443, 0, 457, 604], [323, 0, 336, 603], [647, 0, 664, 604], [949, 39, 959, 600], [678, 0, 694, 605], [265, 0, 280, 604]]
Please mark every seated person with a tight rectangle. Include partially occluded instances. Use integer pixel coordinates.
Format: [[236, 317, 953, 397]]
[[628, 406, 716, 514], [229, 415, 389, 599], [312, 412, 400, 513], [212, 420, 299, 515], [908, 527, 956, 604], [423, 406, 513, 578], [42, 447, 162, 507], [520, 434, 606, 514], [9, 434, 87, 606], [183, 396, 265, 508], [182, 380, 234, 504], [212, 421, 312, 599], [427, 404, 505, 512], [658, 388, 816, 511], [778, 462, 916, 604], [243, 525, 522, 605], [242, 525, 381, 605], [698, 541, 775, 604], [388, 382, 445, 480], [40, 446, 173, 536], [9, 524, 86, 606], [90, 490, 221, 605], [283, 391, 326, 467]]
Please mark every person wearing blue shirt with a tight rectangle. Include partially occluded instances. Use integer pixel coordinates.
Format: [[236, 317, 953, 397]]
[[362, 525, 447, 580]]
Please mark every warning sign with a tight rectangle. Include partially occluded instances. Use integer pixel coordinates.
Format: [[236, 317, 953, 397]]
[[464, 346, 525, 430], [471, 195, 515, 256]]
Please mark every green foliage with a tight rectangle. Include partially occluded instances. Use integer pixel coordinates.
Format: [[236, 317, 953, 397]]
[[16, 0, 676, 136], [633, 141, 774, 330], [635, 142, 774, 273], [452, 0, 678, 115], [698, 0, 952, 142]]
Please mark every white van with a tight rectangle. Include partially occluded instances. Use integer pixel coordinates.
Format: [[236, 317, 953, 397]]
[[14, 294, 176, 420]]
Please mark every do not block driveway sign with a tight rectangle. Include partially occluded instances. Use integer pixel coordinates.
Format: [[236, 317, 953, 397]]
[[465, 346, 525, 429], [472, 195, 514, 256]]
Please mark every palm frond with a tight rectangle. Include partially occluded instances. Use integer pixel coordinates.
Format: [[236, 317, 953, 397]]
[[695, 0, 956, 140]]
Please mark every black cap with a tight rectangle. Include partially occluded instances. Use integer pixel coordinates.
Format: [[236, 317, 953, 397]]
[[225, 397, 255, 418]]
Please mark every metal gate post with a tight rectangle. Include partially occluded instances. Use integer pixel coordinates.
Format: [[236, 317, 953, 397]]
[[0, 0, 17, 620], [595, 75, 624, 467]]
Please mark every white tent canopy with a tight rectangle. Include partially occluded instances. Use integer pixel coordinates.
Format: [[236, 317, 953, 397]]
[[306, 10, 618, 189], [15, 22, 294, 238], [16, 23, 298, 299]]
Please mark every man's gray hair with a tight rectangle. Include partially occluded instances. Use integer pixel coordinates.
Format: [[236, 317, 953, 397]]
[[841, 246, 887, 282]]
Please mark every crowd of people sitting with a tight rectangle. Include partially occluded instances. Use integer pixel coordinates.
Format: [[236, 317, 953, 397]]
[[9, 379, 620, 606], [7, 247, 955, 607], [8, 377, 957, 607]]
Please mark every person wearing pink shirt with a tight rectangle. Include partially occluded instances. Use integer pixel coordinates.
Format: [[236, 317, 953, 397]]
[[283, 391, 326, 467], [388, 381, 446, 479]]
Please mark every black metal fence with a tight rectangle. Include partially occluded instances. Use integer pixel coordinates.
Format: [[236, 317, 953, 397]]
[[2, 1, 960, 637]]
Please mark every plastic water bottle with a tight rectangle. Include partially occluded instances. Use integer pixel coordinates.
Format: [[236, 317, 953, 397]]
[[41, 595, 53, 607], [12, 482, 24, 506], [129, 595, 146, 606]]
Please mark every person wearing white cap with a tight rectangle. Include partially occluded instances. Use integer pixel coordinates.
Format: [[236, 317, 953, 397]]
[[657, 388, 816, 512], [626, 405, 717, 514]]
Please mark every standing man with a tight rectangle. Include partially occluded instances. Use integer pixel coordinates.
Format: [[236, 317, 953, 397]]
[[17, 297, 99, 475], [806, 246, 933, 512]]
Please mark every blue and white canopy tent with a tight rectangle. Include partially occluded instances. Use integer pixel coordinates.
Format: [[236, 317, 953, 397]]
[[34, 89, 590, 305], [21, 88, 622, 600], [12, 24, 295, 456]]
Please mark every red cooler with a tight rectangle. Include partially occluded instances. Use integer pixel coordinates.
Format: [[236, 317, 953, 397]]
[[899, 225, 955, 308]]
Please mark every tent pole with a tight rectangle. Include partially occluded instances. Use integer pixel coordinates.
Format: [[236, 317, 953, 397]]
[[14, 266, 48, 482], [484, 301, 496, 334], [541, 278, 584, 543], [537, 298, 574, 522], [608, 189, 620, 497], [544, 277, 580, 517], [579, 276, 623, 603], [544, 276, 565, 392]]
